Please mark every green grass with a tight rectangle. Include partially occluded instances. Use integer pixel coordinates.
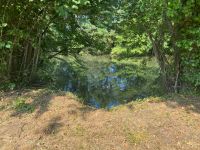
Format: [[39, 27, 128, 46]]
[[126, 130, 148, 145], [12, 98, 35, 113]]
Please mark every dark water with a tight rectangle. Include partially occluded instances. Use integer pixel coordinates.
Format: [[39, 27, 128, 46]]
[[55, 56, 158, 109]]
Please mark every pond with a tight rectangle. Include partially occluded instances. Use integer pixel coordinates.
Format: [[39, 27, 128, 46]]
[[54, 55, 159, 109]]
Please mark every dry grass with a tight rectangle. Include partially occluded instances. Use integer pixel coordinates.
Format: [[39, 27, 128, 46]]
[[0, 89, 200, 150]]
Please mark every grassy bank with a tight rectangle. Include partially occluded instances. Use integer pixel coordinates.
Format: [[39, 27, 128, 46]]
[[1, 89, 200, 150]]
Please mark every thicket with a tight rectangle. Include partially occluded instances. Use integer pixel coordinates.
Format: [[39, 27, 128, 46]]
[[0, 0, 199, 92]]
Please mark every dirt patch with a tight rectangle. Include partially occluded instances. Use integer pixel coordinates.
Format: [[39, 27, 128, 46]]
[[0, 89, 200, 150]]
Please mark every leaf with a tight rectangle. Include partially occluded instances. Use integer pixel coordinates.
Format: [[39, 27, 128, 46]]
[[5, 41, 13, 49], [2, 23, 7, 27], [72, 0, 80, 4], [0, 41, 5, 49], [72, 5, 79, 10]]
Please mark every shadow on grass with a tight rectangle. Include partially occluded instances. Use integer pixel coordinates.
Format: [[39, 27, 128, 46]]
[[43, 116, 64, 135], [164, 94, 200, 114], [66, 103, 97, 121], [9, 89, 98, 120], [78, 106, 97, 120], [32, 91, 55, 118], [10, 89, 64, 118], [123, 94, 200, 115]]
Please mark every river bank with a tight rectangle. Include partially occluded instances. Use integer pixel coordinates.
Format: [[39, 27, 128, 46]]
[[1, 89, 200, 150]]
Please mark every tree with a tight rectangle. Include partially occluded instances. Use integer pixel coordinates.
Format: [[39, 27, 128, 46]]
[[114, 0, 200, 92], [0, 0, 115, 85]]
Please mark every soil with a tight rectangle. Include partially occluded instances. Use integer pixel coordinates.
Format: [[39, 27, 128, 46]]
[[0, 89, 200, 150]]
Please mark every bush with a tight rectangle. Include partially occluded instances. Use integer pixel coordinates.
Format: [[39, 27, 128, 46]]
[[111, 46, 129, 59], [111, 46, 150, 59], [0, 82, 16, 91]]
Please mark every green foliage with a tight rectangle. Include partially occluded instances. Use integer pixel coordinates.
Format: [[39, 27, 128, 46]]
[[0, 0, 199, 92], [0, 0, 116, 85], [114, 0, 200, 91], [111, 46, 128, 59], [0, 82, 16, 91], [111, 46, 151, 59], [13, 98, 35, 113]]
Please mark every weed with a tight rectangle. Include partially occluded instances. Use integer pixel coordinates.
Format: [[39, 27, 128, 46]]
[[13, 98, 35, 113], [126, 131, 148, 145], [124, 126, 148, 145]]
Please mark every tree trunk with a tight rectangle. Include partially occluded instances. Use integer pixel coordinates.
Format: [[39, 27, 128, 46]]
[[7, 37, 17, 81], [163, 0, 181, 93], [148, 32, 169, 91]]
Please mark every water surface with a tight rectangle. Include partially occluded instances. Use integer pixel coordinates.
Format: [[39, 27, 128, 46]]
[[55, 55, 158, 109]]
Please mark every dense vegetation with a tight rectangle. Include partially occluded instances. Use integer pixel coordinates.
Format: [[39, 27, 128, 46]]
[[0, 0, 199, 93]]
